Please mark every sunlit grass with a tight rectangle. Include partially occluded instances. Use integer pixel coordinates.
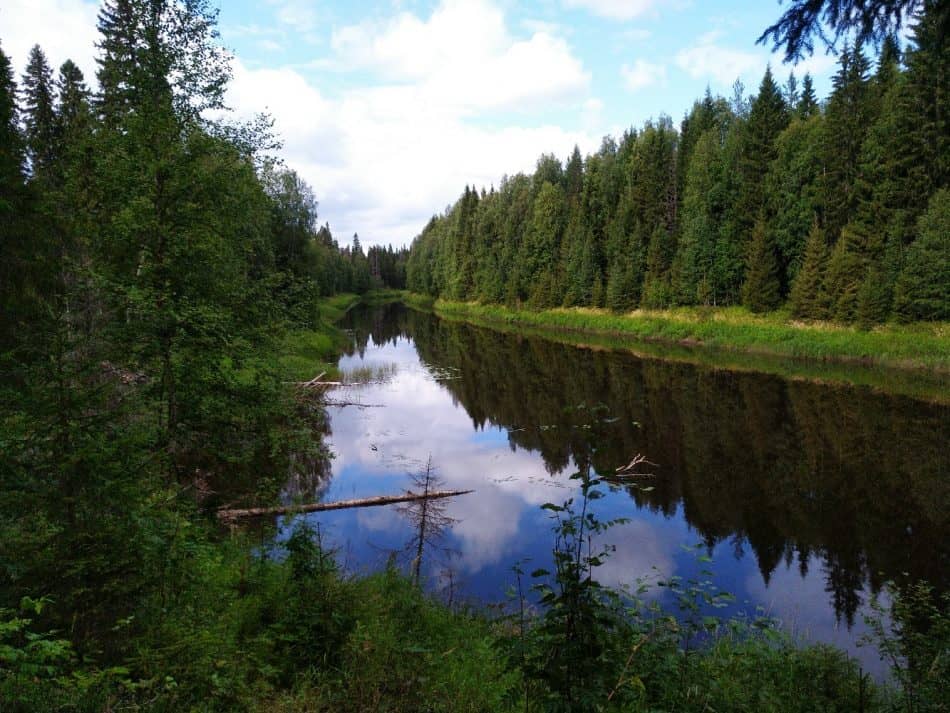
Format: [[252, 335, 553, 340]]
[[427, 299, 949, 372]]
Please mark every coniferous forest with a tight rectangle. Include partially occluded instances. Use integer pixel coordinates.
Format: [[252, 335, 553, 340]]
[[406, 7, 948, 326], [1, 0, 949, 710]]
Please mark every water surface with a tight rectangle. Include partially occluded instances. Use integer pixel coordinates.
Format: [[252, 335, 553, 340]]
[[288, 303, 949, 674]]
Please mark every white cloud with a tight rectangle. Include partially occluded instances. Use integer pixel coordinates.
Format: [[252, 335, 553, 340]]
[[564, 0, 656, 21], [675, 31, 764, 86], [330, 0, 589, 115], [0, 0, 100, 84], [267, 0, 319, 32], [227, 0, 598, 246], [621, 59, 667, 91]]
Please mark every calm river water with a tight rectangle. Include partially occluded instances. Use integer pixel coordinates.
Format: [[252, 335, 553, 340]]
[[284, 302, 949, 675]]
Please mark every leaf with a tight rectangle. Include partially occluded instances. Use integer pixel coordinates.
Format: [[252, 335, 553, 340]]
[[531, 568, 551, 578]]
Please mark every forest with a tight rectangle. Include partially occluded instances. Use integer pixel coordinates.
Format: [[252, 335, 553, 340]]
[[406, 5, 948, 326], [1, 0, 947, 710]]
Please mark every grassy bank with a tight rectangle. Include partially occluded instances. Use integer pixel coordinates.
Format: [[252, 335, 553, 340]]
[[277, 293, 362, 380], [404, 294, 950, 403]]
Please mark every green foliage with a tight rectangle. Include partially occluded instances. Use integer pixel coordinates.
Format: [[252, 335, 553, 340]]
[[742, 218, 783, 312], [893, 189, 950, 321], [862, 581, 950, 712], [523, 469, 634, 710], [405, 10, 944, 325], [789, 219, 831, 319]]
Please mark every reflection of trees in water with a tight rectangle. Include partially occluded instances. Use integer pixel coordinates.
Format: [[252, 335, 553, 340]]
[[344, 303, 950, 625]]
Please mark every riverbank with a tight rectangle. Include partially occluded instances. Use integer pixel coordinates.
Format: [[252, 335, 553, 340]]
[[403, 293, 950, 403]]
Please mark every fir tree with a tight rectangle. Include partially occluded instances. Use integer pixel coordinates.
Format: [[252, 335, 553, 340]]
[[20, 45, 57, 179], [789, 219, 830, 319], [742, 217, 782, 312]]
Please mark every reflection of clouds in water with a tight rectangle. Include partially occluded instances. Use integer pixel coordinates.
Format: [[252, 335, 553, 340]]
[[744, 556, 889, 676], [323, 327, 679, 601], [591, 519, 673, 595], [325, 346, 589, 574], [356, 503, 403, 533]]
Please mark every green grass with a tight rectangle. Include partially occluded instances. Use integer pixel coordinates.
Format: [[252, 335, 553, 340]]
[[410, 296, 950, 403], [277, 293, 361, 380]]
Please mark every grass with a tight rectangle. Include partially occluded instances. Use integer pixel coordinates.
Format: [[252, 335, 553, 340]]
[[277, 293, 361, 381], [405, 295, 950, 403]]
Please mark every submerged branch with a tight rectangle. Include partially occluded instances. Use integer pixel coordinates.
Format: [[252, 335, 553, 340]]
[[217, 489, 474, 522]]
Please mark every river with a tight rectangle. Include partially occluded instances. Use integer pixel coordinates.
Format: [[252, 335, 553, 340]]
[[283, 302, 949, 675]]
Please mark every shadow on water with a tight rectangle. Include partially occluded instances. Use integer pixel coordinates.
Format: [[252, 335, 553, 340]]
[[312, 301, 949, 670]]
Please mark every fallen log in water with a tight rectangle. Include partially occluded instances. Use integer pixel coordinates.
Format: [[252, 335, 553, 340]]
[[217, 489, 475, 522]]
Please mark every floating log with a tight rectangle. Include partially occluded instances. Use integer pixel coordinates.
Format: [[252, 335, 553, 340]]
[[217, 489, 475, 522]]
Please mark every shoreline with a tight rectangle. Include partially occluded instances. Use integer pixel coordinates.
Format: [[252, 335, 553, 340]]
[[400, 293, 950, 403]]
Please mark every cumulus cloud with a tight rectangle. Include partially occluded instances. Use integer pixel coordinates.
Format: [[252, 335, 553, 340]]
[[563, 0, 657, 21], [621, 59, 667, 91], [228, 0, 598, 246], [675, 30, 764, 86], [0, 0, 100, 82], [330, 0, 589, 114]]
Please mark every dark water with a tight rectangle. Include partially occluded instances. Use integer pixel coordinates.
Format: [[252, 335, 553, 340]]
[[285, 303, 949, 674]]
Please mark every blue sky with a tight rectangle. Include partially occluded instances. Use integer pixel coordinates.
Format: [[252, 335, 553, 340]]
[[4, 1, 843, 247]]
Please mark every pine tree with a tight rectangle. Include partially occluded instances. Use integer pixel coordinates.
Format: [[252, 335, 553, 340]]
[[789, 219, 830, 319], [892, 188, 950, 321], [741, 217, 781, 312], [20, 45, 57, 179]]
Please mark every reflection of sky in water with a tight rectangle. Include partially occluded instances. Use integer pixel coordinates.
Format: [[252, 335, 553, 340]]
[[283, 330, 890, 676]]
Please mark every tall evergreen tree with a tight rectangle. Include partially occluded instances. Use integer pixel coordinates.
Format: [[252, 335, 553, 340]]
[[0, 41, 22, 199], [797, 73, 820, 118], [892, 188, 950, 321], [0, 41, 29, 348], [820, 44, 874, 241], [742, 216, 782, 312], [20, 45, 57, 179], [789, 218, 830, 319]]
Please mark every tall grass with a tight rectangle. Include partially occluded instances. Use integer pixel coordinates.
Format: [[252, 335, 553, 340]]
[[409, 298, 950, 403]]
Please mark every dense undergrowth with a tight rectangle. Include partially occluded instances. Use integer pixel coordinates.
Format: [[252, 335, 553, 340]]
[[2, 444, 948, 712]]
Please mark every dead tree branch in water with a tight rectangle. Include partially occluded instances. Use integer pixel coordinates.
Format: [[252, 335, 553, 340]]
[[217, 489, 473, 523]]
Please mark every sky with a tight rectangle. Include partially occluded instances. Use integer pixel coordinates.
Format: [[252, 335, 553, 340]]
[[1, 0, 843, 248]]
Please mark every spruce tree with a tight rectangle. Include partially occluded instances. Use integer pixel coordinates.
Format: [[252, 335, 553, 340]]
[[20, 45, 57, 179], [0, 41, 22, 199], [56, 60, 91, 140], [820, 44, 874, 240], [0, 41, 28, 348], [95, 0, 140, 123], [672, 129, 724, 305], [892, 188, 950, 321], [789, 218, 830, 319], [797, 73, 820, 119], [741, 216, 782, 312]]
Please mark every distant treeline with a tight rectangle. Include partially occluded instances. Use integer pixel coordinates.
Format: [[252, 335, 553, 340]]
[[406, 8, 948, 324]]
